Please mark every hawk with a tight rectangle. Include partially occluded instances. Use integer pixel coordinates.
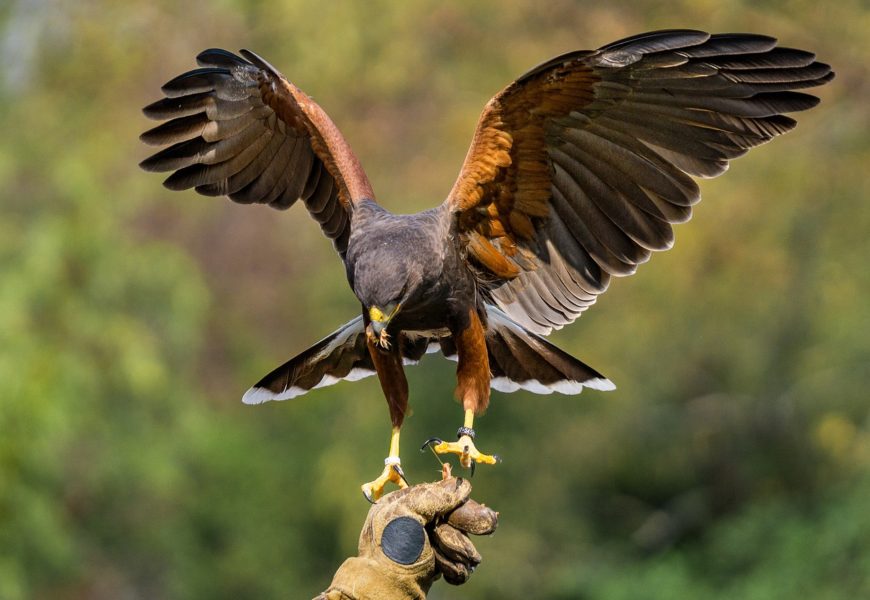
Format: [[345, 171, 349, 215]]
[[140, 30, 832, 501]]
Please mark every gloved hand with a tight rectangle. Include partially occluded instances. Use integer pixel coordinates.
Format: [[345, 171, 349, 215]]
[[315, 477, 498, 600]]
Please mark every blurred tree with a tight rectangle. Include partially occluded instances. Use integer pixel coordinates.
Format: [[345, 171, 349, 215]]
[[0, 0, 866, 598]]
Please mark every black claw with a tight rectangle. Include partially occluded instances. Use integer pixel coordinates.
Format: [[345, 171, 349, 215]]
[[470, 460, 476, 478], [393, 464, 409, 487], [362, 489, 376, 505], [421, 437, 443, 452]]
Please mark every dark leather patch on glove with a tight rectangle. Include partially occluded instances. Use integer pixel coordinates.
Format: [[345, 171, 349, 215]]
[[381, 516, 425, 565]]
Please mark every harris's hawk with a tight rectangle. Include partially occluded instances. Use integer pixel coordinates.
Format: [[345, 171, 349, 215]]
[[140, 30, 833, 501]]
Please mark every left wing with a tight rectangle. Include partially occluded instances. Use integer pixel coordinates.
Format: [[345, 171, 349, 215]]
[[443, 30, 833, 334], [140, 49, 375, 257]]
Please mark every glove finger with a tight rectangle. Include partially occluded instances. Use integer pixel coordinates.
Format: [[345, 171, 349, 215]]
[[398, 477, 472, 522], [431, 523, 481, 566], [432, 545, 471, 585], [446, 498, 499, 535]]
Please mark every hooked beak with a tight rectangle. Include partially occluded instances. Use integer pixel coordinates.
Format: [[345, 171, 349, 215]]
[[369, 303, 399, 343]]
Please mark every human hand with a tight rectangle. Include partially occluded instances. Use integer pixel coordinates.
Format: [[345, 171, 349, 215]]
[[316, 477, 498, 599]]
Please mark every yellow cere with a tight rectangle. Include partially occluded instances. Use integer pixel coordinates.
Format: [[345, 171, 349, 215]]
[[369, 306, 388, 322]]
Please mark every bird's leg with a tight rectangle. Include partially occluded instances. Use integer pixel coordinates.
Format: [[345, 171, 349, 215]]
[[423, 309, 500, 471], [362, 330, 411, 503], [361, 425, 409, 503]]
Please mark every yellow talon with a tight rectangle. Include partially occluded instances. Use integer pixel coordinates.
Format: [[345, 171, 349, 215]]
[[425, 409, 500, 470], [361, 459, 408, 503], [430, 435, 500, 469], [361, 426, 408, 503]]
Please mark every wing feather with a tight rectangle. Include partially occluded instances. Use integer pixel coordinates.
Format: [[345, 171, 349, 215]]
[[141, 48, 376, 257], [442, 30, 831, 334]]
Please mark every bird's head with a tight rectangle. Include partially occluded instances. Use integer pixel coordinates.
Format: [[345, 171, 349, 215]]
[[355, 263, 412, 350], [367, 301, 401, 348]]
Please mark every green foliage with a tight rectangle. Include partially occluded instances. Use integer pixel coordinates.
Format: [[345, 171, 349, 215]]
[[1, 0, 867, 598]]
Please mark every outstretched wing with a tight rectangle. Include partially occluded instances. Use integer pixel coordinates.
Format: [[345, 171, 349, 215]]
[[140, 49, 375, 257], [444, 30, 833, 334]]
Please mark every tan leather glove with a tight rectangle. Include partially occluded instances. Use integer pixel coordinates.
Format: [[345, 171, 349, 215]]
[[315, 477, 498, 600]]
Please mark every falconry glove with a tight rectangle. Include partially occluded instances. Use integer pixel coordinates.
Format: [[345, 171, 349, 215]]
[[315, 477, 498, 599]]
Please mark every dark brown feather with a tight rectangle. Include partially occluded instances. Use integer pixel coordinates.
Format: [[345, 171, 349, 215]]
[[140, 48, 377, 257], [367, 334, 410, 428], [484, 306, 613, 394], [242, 318, 435, 406], [453, 310, 492, 415], [443, 29, 832, 334]]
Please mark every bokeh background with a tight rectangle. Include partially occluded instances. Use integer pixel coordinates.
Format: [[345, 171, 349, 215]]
[[1, 0, 867, 598]]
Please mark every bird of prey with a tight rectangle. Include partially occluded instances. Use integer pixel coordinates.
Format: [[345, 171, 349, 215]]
[[140, 30, 832, 501]]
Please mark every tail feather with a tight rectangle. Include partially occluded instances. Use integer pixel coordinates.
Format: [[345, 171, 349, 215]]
[[242, 316, 431, 404], [242, 307, 614, 405], [484, 306, 615, 394]]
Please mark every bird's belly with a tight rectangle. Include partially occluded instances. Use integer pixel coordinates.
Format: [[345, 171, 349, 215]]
[[392, 305, 451, 332], [391, 284, 459, 332]]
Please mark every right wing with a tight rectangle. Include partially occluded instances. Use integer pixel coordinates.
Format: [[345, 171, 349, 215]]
[[140, 48, 375, 257], [442, 30, 833, 334]]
